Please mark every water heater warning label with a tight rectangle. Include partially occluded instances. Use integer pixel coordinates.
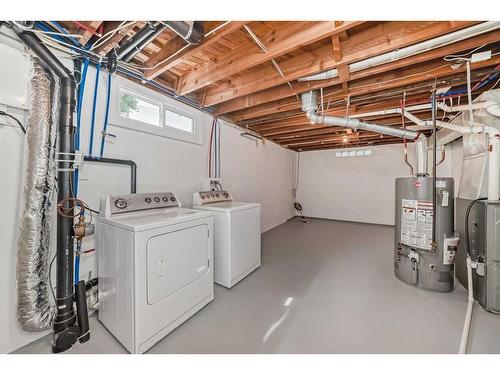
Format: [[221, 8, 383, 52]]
[[401, 199, 433, 250]]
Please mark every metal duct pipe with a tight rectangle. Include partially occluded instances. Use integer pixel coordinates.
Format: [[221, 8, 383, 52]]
[[301, 91, 428, 175], [14, 28, 79, 353], [16, 60, 58, 332], [299, 21, 500, 82], [162, 21, 204, 45]]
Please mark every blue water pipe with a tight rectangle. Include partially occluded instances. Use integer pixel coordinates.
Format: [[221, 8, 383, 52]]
[[49, 21, 83, 48], [99, 72, 112, 157], [88, 62, 101, 156], [74, 57, 90, 198], [74, 240, 82, 284]]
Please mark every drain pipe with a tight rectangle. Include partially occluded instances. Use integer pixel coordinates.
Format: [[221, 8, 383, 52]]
[[161, 21, 204, 45], [121, 23, 169, 63], [14, 27, 82, 353], [107, 21, 204, 72], [302, 91, 428, 175]]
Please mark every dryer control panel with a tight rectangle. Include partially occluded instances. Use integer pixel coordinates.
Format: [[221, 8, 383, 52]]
[[100, 192, 180, 217], [193, 190, 233, 206]]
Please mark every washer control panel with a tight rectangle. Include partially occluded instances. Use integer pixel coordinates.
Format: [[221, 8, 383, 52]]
[[193, 190, 232, 206], [101, 192, 180, 217]]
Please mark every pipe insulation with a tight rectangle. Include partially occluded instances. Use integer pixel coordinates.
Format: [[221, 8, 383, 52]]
[[16, 59, 59, 331], [299, 21, 500, 82]]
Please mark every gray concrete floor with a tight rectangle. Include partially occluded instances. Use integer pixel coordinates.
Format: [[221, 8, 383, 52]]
[[14, 218, 500, 354]]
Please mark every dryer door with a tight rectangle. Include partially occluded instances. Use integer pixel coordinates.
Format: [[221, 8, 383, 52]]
[[147, 224, 209, 305]]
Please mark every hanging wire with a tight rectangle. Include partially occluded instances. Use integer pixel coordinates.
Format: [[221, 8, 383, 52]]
[[243, 25, 300, 103]]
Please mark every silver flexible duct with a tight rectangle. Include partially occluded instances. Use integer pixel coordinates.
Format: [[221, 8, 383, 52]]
[[301, 91, 428, 175], [16, 59, 59, 331]]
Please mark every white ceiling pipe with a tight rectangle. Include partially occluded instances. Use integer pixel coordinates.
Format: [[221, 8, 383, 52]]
[[348, 104, 432, 120], [438, 100, 500, 117], [298, 21, 500, 82], [302, 90, 428, 175], [411, 115, 499, 200]]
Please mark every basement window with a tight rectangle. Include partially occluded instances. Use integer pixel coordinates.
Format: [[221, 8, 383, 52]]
[[336, 149, 372, 158], [119, 91, 161, 127], [110, 76, 203, 145], [165, 109, 194, 133]]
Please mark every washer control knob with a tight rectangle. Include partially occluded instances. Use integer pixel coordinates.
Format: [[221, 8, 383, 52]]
[[201, 194, 205, 199], [115, 199, 128, 209], [170, 196, 176, 202], [154, 197, 160, 203], [223, 192, 228, 198], [162, 197, 168, 202], [216, 193, 219, 197], [145, 197, 152, 203]]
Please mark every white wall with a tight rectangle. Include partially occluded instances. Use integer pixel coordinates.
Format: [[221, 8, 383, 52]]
[[296, 142, 461, 226], [0, 30, 294, 353]]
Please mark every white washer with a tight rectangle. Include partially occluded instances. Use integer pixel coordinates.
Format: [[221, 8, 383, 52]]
[[193, 190, 261, 288], [97, 192, 214, 353]]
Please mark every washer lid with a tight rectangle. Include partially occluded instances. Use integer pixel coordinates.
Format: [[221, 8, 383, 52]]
[[193, 201, 260, 213], [99, 207, 213, 232]]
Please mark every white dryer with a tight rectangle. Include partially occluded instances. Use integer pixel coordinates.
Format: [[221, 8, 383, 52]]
[[97, 192, 214, 353], [193, 190, 261, 288]]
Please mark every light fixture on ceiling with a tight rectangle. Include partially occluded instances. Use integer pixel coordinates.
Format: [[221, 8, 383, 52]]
[[342, 135, 349, 143]]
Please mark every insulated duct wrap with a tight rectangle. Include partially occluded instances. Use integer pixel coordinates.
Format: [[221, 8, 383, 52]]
[[17, 59, 59, 331]]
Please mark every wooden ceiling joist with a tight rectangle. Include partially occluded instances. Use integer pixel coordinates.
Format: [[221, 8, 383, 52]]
[[54, 20, 499, 151], [213, 31, 500, 115], [227, 57, 500, 122], [205, 21, 477, 109], [145, 21, 248, 80], [176, 21, 364, 96]]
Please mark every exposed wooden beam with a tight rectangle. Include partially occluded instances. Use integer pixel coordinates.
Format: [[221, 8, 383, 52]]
[[95, 21, 138, 55], [145, 21, 248, 80], [232, 30, 494, 116], [206, 21, 478, 110], [227, 57, 499, 122], [177, 21, 364, 96]]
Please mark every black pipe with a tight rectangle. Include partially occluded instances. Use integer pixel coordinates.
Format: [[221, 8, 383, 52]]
[[85, 277, 98, 290], [75, 281, 90, 343], [14, 27, 80, 353], [84, 156, 137, 193], [113, 22, 157, 61], [163, 21, 204, 45], [122, 25, 168, 63]]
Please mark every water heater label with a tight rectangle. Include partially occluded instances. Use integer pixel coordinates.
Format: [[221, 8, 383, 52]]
[[401, 199, 433, 250]]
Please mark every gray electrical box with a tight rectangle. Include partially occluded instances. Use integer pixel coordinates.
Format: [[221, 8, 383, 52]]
[[456, 199, 500, 314], [394, 177, 456, 292]]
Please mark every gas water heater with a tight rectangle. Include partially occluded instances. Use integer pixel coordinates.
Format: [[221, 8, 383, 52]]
[[394, 177, 457, 292]]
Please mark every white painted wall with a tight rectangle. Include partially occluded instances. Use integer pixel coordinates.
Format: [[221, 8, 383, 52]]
[[0, 30, 294, 353], [296, 142, 461, 226]]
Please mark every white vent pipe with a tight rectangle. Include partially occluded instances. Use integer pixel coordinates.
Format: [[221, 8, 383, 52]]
[[302, 91, 428, 175], [299, 21, 500, 82], [403, 111, 499, 200]]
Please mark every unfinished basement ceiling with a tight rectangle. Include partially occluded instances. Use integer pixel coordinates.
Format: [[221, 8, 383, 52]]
[[58, 21, 500, 151]]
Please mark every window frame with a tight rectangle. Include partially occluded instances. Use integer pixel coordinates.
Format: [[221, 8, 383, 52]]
[[109, 76, 203, 145], [118, 88, 163, 128]]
